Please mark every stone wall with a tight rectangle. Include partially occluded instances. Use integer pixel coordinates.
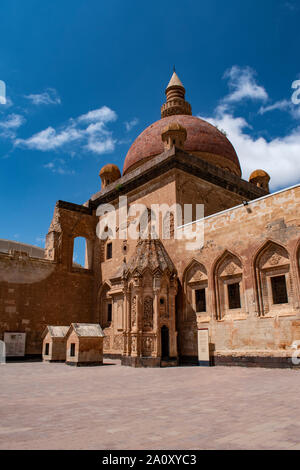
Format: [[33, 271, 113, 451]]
[[175, 184, 300, 361], [0, 202, 97, 356]]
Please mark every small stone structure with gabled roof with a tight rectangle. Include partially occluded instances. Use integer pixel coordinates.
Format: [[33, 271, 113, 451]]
[[42, 326, 69, 362], [65, 323, 105, 366]]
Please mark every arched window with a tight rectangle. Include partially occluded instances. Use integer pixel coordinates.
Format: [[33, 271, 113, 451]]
[[72, 236, 93, 269], [106, 242, 112, 260], [296, 240, 300, 289], [98, 283, 112, 327], [214, 251, 244, 320], [100, 226, 113, 262], [254, 241, 292, 316], [183, 260, 208, 322]]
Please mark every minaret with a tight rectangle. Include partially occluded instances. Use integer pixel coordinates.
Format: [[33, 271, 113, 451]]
[[161, 69, 192, 118]]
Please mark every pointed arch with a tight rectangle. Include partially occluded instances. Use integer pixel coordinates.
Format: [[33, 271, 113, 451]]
[[294, 239, 300, 306], [183, 258, 208, 322], [213, 249, 243, 275], [213, 250, 244, 320], [98, 225, 114, 263], [183, 258, 207, 287], [254, 240, 291, 316], [253, 240, 289, 266], [296, 239, 300, 279], [98, 281, 112, 327]]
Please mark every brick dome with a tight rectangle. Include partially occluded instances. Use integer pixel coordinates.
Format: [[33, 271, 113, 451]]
[[123, 115, 241, 176]]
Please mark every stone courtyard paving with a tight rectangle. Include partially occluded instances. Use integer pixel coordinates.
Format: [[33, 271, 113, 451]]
[[1, 359, 300, 450]]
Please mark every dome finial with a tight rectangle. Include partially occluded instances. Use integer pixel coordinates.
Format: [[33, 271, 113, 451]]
[[161, 70, 192, 118]]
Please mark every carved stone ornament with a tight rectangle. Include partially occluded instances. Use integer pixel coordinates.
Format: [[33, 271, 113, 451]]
[[225, 262, 236, 275], [131, 296, 137, 327], [143, 296, 153, 329], [113, 335, 124, 350], [269, 253, 281, 266], [103, 335, 111, 350], [143, 336, 153, 352], [131, 336, 137, 352]]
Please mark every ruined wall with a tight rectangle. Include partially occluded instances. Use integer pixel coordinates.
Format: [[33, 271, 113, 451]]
[[0, 253, 94, 355], [0, 202, 98, 356]]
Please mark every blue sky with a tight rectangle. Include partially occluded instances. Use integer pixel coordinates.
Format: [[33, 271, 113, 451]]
[[1, 0, 300, 260]]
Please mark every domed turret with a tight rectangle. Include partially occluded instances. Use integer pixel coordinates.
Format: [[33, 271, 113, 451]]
[[99, 164, 121, 189], [161, 121, 187, 151], [249, 169, 270, 193]]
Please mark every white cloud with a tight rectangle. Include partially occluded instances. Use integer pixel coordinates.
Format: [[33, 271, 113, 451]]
[[17, 126, 82, 151], [203, 66, 300, 191], [221, 66, 300, 121], [200, 110, 300, 190], [291, 106, 300, 119], [86, 136, 116, 154], [43, 158, 75, 175], [222, 66, 268, 104], [125, 117, 139, 132], [0, 113, 25, 129], [25, 88, 61, 106], [15, 106, 117, 155], [258, 100, 291, 115], [44, 162, 55, 169], [0, 113, 26, 139], [0, 80, 6, 105], [78, 106, 117, 123], [258, 98, 300, 120]]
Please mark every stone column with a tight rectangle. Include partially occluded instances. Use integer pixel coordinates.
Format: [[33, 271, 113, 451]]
[[153, 274, 161, 357], [123, 284, 128, 356], [131, 275, 142, 357], [169, 285, 177, 358]]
